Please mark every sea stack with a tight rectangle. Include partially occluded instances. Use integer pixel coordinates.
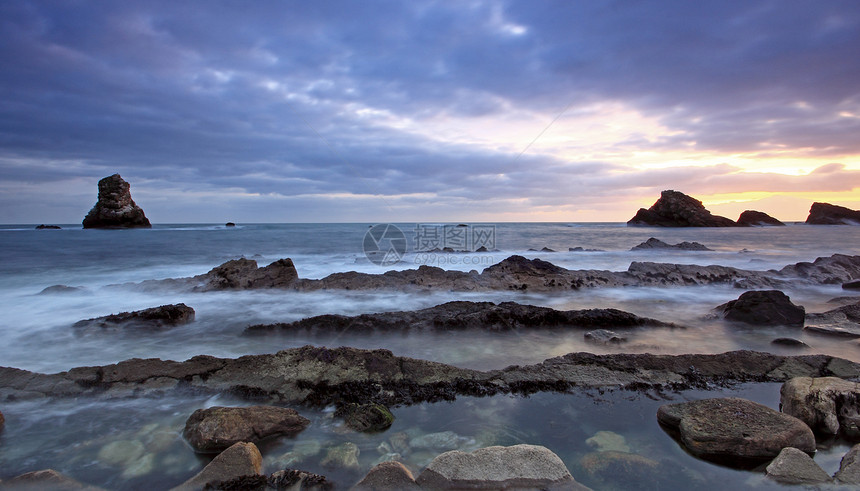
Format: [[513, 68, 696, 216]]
[[627, 190, 737, 227], [737, 210, 785, 226], [806, 202, 860, 225], [82, 174, 151, 229]]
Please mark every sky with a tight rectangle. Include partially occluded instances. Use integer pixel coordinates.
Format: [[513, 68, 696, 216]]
[[1, 0, 859, 223]]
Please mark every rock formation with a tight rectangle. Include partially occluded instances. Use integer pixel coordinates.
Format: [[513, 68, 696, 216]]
[[183, 405, 310, 452], [805, 300, 860, 337], [765, 447, 831, 484], [780, 377, 860, 438], [737, 210, 785, 226], [712, 290, 805, 327], [836, 444, 860, 484], [657, 397, 815, 466], [806, 202, 860, 225], [627, 190, 737, 227], [630, 238, 712, 251], [82, 174, 151, 229], [72, 303, 195, 330]]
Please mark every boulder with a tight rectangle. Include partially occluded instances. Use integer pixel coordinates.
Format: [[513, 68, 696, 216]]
[[82, 174, 151, 229], [657, 397, 816, 465], [171, 442, 262, 491], [771, 337, 809, 348], [806, 202, 860, 225], [713, 290, 805, 327], [353, 461, 420, 490], [0, 469, 102, 490], [583, 329, 627, 344], [73, 303, 195, 330], [630, 238, 712, 251], [334, 403, 394, 432], [844, 280, 860, 290], [183, 406, 310, 453], [737, 210, 785, 227], [835, 443, 860, 484], [780, 377, 860, 438], [35, 224, 62, 229], [415, 444, 588, 490], [805, 301, 860, 337], [627, 190, 737, 227], [765, 447, 831, 484]]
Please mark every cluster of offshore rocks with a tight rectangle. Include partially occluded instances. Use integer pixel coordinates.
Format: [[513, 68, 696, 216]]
[[628, 189, 860, 226]]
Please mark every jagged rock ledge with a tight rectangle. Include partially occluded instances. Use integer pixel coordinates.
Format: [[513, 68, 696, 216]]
[[245, 300, 676, 335], [1, 348, 858, 407], [125, 253, 860, 293]]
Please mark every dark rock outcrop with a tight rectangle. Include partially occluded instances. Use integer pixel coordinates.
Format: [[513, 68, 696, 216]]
[[39, 285, 85, 294], [713, 290, 805, 327], [202, 469, 333, 491], [844, 280, 860, 290], [245, 301, 674, 335], [183, 406, 310, 453], [627, 190, 737, 227], [82, 174, 151, 229], [771, 338, 808, 348], [630, 238, 712, 251], [780, 377, 860, 438], [73, 303, 195, 330], [806, 202, 860, 225], [194, 258, 298, 291], [334, 403, 394, 432], [415, 444, 588, 490], [836, 443, 860, 484], [805, 300, 860, 337], [171, 442, 262, 491], [737, 210, 785, 227], [225, 222, 236, 227], [353, 461, 420, 490], [35, 224, 61, 229], [765, 447, 831, 484], [657, 397, 815, 466], [0, 409, 4, 430], [3, 348, 860, 407]]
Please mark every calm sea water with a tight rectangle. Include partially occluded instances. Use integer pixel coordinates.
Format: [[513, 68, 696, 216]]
[[1, 222, 859, 488]]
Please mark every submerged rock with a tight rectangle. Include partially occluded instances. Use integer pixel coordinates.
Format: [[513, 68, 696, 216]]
[[737, 210, 785, 227], [627, 190, 737, 227], [82, 174, 151, 229], [713, 290, 805, 327], [409, 431, 472, 451], [353, 461, 420, 490], [806, 202, 860, 225], [334, 403, 394, 432], [657, 397, 815, 466], [73, 303, 195, 330], [805, 300, 860, 337], [835, 443, 860, 484], [578, 451, 663, 489], [321, 442, 360, 470], [780, 376, 860, 438], [415, 444, 588, 490], [583, 329, 627, 344], [246, 300, 674, 335], [183, 406, 310, 453], [765, 447, 831, 485], [171, 442, 262, 491], [585, 431, 630, 453], [0, 469, 103, 490], [630, 238, 712, 251]]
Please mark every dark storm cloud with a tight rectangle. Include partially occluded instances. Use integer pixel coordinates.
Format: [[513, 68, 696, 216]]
[[0, 0, 858, 221]]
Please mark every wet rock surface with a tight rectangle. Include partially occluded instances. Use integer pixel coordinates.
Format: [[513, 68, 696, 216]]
[[334, 403, 395, 432], [771, 337, 809, 348], [183, 406, 310, 453], [415, 444, 588, 490], [627, 190, 737, 227], [171, 442, 262, 491], [82, 174, 151, 229], [73, 303, 195, 330], [3, 347, 860, 410], [806, 202, 860, 225], [245, 301, 674, 335], [835, 443, 860, 484], [713, 290, 805, 327], [737, 210, 785, 226], [805, 300, 860, 337], [780, 377, 860, 438], [657, 397, 816, 466], [353, 461, 420, 490], [630, 237, 712, 251], [765, 447, 831, 484]]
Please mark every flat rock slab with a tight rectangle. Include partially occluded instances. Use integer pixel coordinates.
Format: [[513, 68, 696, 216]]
[[183, 406, 310, 453], [657, 397, 815, 466], [415, 444, 590, 490], [780, 376, 860, 438], [765, 447, 831, 484]]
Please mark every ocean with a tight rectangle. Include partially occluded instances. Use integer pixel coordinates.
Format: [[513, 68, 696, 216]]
[[1, 222, 859, 489]]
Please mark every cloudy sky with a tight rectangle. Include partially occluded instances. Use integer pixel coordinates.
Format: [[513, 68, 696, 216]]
[[1, 0, 859, 223]]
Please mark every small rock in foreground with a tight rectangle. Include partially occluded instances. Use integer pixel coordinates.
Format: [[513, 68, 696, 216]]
[[353, 461, 420, 490], [657, 397, 815, 466], [183, 406, 310, 453], [835, 443, 860, 484], [415, 444, 589, 490], [765, 447, 831, 484], [171, 442, 262, 491]]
